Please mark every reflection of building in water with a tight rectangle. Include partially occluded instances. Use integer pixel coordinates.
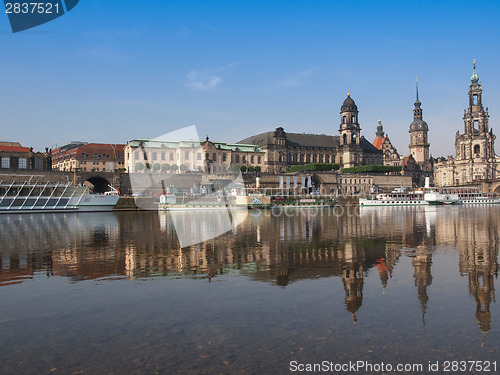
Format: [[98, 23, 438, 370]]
[[0, 213, 124, 285], [432, 206, 499, 346], [342, 242, 364, 324], [412, 245, 433, 329], [455, 210, 499, 345]]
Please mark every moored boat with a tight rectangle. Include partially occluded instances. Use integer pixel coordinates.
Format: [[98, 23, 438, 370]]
[[359, 192, 427, 206], [0, 179, 119, 213]]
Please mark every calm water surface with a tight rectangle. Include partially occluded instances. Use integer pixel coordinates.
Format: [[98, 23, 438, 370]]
[[0, 206, 499, 374]]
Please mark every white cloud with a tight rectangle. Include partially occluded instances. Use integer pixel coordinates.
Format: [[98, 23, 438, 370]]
[[186, 70, 222, 91], [276, 67, 318, 89]]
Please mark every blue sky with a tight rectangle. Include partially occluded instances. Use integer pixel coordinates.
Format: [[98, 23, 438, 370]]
[[1, 0, 500, 157]]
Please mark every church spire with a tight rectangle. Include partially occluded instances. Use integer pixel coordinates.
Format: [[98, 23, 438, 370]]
[[376, 119, 385, 137], [471, 59, 479, 84], [413, 78, 423, 120], [416, 76, 420, 104]]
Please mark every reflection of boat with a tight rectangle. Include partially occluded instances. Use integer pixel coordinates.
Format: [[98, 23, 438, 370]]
[[0, 180, 119, 213]]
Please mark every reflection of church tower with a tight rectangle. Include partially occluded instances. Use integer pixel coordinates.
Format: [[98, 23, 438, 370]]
[[460, 243, 498, 346], [412, 245, 432, 329], [341, 242, 365, 323], [339, 92, 363, 168]]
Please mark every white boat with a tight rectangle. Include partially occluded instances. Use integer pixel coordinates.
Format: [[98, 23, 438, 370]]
[[423, 190, 459, 205], [359, 192, 427, 206], [456, 189, 500, 204], [0, 179, 119, 213]]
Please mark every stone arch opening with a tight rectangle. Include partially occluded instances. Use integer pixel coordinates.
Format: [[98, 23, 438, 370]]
[[494, 184, 500, 193], [84, 176, 112, 193]]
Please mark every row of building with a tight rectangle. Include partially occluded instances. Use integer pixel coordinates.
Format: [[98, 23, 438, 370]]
[[1, 63, 498, 188]]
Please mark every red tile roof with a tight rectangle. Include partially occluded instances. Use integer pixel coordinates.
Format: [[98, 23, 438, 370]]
[[0, 145, 31, 153], [372, 136, 385, 150]]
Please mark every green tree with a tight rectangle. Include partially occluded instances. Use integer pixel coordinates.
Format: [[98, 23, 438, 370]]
[[171, 164, 179, 172], [135, 163, 144, 171], [240, 165, 247, 173], [153, 163, 161, 172], [161, 163, 170, 172], [255, 166, 261, 173], [247, 166, 255, 172], [180, 164, 188, 171]]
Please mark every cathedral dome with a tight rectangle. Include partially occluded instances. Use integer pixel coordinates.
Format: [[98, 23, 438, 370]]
[[341, 92, 358, 112], [410, 119, 428, 131]]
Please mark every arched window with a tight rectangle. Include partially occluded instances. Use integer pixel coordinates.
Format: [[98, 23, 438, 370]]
[[351, 115, 356, 123], [474, 145, 480, 154], [81, 152, 87, 158], [93, 153, 99, 158], [343, 134, 348, 145]]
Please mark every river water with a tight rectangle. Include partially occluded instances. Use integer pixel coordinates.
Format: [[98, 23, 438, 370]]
[[0, 206, 498, 374]]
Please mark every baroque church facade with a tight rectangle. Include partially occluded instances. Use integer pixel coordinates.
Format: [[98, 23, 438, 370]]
[[238, 93, 383, 173], [434, 63, 500, 186]]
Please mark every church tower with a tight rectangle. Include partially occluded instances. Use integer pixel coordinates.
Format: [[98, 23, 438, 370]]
[[455, 61, 496, 163], [409, 79, 430, 164], [339, 92, 363, 168]]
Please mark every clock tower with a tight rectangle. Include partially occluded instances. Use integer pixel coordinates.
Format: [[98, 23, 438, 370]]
[[409, 79, 430, 165]]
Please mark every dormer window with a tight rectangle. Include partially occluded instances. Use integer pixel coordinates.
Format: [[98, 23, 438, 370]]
[[93, 153, 99, 158], [81, 152, 87, 158]]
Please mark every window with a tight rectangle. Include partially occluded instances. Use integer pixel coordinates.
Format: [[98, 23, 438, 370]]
[[352, 115, 356, 123], [81, 152, 87, 158], [152, 152, 157, 160], [185, 152, 190, 160], [18, 158, 27, 169], [161, 152, 165, 161], [205, 152, 210, 160], [343, 116, 346, 124], [197, 153, 202, 160], [222, 153, 227, 162], [170, 153, 174, 161], [1, 157, 10, 169], [242, 156, 246, 163], [473, 95, 478, 105], [212, 153, 216, 161], [94, 153, 99, 158], [34, 158, 42, 170], [474, 145, 480, 154], [251, 156, 254, 163], [102, 153, 108, 158], [258, 156, 261, 163], [235, 155, 240, 163]]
